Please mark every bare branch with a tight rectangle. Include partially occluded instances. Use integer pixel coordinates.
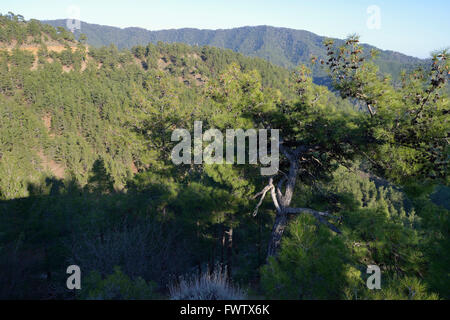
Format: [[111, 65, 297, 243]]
[[284, 207, 341, 234], [269, 179, 281, 214], [315, 215, 342, 234], [252, 184, 272, 200], [367, 103, 376, 117], [252, 183, 273, 217], [284, 207, 322, 215], [252, 177, 283, 216]]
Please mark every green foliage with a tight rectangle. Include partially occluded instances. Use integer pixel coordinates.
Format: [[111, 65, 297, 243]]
[[43, 20, 425, 85], [80, 267, 159, 300], [261, 215, 355, 300], [261, 165, 445, 300], [0, 15, 447, 301], [363, 276, 439, 300], [323, 36, 449, 183], [0, 13, 75, 44]]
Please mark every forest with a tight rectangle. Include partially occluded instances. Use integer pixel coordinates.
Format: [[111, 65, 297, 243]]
[[44, 19, 427, 86], [0, 13, 448, 300]]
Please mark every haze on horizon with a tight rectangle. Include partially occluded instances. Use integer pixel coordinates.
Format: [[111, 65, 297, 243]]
[[1, 0, 449, 59]]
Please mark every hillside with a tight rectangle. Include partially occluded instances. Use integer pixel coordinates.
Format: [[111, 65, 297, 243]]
[[44, 20, 428, 83], [0, 14, 448, 301], [0, 17, 302, 195]]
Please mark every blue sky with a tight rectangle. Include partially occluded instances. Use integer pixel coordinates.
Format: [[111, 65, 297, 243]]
[[1, 0, 449, 58]]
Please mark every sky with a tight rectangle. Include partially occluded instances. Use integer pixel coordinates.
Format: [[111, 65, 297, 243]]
[[1, 0, 449, 59]]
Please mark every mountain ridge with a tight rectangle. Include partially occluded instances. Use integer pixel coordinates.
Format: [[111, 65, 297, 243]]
[[43, 20, 427, 83], [43, 20, 424, 58]]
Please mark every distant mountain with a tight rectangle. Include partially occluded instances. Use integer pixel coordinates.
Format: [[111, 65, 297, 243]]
[[43, 20, 427, 83]]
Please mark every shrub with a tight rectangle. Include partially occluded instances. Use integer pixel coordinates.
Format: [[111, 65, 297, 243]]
[[169, 268, 246, 300], [80, 267, 159, 300], [68, 219, 192, 287]]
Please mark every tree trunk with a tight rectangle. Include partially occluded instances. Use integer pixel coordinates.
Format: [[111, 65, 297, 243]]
[[266, 212, 288, 260], [257, 145, 339, 262], [266, 151, 298, 260]]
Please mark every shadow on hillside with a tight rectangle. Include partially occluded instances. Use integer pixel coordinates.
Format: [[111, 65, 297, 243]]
[[0, 163, 197, 299]]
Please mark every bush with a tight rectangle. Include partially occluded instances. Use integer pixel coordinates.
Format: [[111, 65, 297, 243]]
[[169, 268, 246, 300], [68, 219, 192, 287], [80, 267, 159, 300]]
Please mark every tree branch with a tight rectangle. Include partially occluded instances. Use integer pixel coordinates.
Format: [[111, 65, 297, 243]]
[[269, 178, 281, 214], [252, 178, 281, 216], [252, 183, 273, 217], [284, 207, 342, 234]]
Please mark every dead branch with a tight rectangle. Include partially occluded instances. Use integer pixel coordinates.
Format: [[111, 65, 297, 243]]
[[284, 207, 342, 234], [252, 183, 273, 217]]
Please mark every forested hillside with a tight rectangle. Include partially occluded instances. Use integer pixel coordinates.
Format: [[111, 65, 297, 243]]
[[44, 20, 427, 84], [0, 13, 448, 300]]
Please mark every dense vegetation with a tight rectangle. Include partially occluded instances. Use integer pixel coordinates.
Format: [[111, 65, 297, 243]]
[[0, 13, 448, 300], [44, 20, 427, 85]]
